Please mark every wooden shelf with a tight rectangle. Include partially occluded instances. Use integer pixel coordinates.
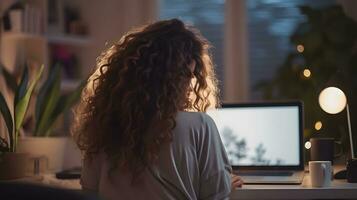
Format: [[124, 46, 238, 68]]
[[2, 32, 91, 46], [2, 32, 45, 41], [47, 34, 91, 46], [61, 79, 81, 92]]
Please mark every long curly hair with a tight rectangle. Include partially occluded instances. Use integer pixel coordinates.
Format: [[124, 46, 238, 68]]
[[72, 19, 219, 178]]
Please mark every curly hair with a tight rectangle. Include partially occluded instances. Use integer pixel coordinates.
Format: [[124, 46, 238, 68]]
[[72, 19, 219, 179]]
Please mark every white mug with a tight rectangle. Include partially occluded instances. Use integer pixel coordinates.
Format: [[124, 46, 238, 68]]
[[309, 161, 332, 187]]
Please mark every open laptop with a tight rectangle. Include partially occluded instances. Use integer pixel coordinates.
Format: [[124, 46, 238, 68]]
[[207, 102, 305, 184]]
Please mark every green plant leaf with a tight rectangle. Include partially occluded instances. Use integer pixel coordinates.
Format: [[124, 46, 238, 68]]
[[59, 79, 86, 113], [14, 65, 44, 151], [35, 64, 61, 135], [35, 66, 61, 136], [43, 80, 86, 137], [0, 93, 13, 151], [14, 66, 29, 106], [0, 63, 18, 93]]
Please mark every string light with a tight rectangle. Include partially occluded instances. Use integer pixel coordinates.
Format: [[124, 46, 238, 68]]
[[303, 69, 311, 78], [297, 44, 304, 53], [314, 121, 322, 131], [305, 141, 311, 149]]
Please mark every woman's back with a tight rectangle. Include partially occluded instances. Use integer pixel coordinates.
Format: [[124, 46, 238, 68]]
[[73, 19, 239, 200], [81, 112, 231, 200]]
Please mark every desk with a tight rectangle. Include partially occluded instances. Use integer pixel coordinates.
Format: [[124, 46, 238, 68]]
[[4, 174, 81, 190], [230, 173, 357, 199], [10, 172, 357, 199], [40, 174, 81, 190]]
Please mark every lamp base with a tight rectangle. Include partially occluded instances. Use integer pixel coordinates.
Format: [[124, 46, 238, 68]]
[[334, 169, 347, 179], [347, 159, 357, 183]]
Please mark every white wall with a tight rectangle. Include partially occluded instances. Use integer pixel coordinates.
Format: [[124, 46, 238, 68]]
[[74, 0, 158, 76], [60, 0, 158, 168]]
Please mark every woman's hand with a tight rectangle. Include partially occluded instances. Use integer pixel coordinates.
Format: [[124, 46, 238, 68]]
[[231, 174, 244, 189]]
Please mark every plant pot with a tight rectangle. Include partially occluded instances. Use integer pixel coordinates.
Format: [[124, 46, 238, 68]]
[[17, 136, 68, 172], [0, 152, 29, 180]]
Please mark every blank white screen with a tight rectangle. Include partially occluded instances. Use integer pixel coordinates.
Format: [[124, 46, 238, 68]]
[[207, 106, 300, 166]]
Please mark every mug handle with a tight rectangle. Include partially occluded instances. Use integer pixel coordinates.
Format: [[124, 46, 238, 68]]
[[334, 141, 343, 158]]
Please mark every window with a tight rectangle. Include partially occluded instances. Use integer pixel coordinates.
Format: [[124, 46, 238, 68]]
[[160, 0, 337, 101], [160, 0, 225, 92], [247, 0, 336, 100]]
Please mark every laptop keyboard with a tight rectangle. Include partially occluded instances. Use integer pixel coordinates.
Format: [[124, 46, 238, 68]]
[[238, 171, 294, 176]]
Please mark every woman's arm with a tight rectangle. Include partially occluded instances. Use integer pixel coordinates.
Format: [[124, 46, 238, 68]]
[[197, 113, 234, 200], [231, 174, 244, 189]]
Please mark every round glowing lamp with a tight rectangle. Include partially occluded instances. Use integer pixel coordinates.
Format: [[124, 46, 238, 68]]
[[319, 87, 347, 114], [318, 87, 355, 159]]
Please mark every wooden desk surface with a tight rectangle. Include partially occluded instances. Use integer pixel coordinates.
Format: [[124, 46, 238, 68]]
[[37, 173, 357, 200], [10, 170, 357, 199], [4, 174, 82, 190], [230, 172, 357, 199]]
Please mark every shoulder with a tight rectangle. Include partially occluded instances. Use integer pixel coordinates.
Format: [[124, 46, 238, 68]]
[[176, 111, 215, 127], [175, 111, 218, 139]]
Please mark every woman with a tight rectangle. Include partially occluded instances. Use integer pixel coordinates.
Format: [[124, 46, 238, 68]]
[[73, 19, 243, 200]]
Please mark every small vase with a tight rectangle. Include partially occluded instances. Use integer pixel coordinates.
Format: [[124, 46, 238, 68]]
[[0, 152, 29, 180]]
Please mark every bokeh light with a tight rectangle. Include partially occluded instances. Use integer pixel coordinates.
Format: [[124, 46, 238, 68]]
[[297, 44, 304, 53], [314, 121, 322, 131], [303, 69, 311, 78], [305, 141, 311, 149]]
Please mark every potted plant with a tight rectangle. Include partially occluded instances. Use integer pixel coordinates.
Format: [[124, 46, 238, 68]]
[[15, 64, 85, 172], [0, 64, 44, 180]]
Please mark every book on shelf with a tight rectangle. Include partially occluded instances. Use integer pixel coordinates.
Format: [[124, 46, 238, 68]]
[[3, 3, 43, 36], [8, 9, 22, 33]]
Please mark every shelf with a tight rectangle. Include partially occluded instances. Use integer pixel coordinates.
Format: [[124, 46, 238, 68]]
[[61, 79, 81, 92], [47, 34, 91, 46], [2, 32, 45, 41], [2, 32, 91, 47]]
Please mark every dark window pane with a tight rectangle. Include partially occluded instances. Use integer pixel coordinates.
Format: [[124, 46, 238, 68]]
[[247, 0, 336, 100], [160, 0, 225, 93]]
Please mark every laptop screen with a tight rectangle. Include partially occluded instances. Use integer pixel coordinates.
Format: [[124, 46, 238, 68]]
[[207, 103, 302, 167]]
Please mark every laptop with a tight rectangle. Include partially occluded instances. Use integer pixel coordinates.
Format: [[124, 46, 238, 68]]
[[207, 102, 305, 184]]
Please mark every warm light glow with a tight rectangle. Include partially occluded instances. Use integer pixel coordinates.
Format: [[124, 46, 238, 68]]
[[305, 141, 311, 149], [303, 69, 311, 78], [314, 121, 322, 131], [319, 87, 347, 114], [297, 44, 304, 53]]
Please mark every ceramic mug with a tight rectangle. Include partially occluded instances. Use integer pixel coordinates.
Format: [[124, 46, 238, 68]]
[[309, 161, 332, 187], [310, 138, 342, 164]]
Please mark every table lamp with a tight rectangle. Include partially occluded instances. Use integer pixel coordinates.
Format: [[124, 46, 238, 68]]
[[319, 86, 357, 182]]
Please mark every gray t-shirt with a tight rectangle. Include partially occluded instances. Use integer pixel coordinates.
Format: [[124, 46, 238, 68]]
[[81, 111, 232, 200]]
